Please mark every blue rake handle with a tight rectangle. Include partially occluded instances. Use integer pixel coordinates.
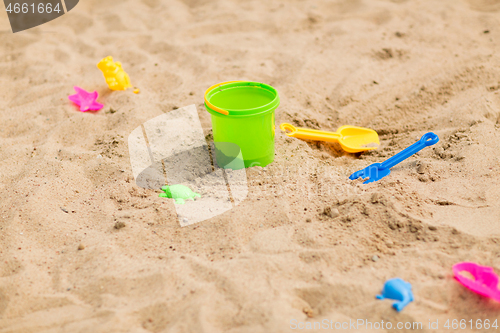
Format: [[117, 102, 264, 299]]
[[349, 132, 439, 183], [381, 132, 439, 170]]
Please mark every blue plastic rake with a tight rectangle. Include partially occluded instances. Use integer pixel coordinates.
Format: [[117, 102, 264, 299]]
[[349, 132, 439, 184]]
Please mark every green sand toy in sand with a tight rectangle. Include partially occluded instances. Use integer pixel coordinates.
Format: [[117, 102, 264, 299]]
[[159, 184, 201, 204]]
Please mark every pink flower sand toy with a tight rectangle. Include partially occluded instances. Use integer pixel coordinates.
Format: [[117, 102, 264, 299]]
[[453, 262, 500, 302], [68, 86, 104, 112]]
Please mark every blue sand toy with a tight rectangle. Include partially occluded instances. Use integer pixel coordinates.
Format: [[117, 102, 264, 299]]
[[349, 132, 439, 184], [376, 278, 414, 312]]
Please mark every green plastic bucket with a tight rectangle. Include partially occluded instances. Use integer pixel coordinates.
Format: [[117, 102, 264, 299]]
[[204, 81, 279, 169]]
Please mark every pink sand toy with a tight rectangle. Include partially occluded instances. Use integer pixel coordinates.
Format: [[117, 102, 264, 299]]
[[453, 262, 500, 302], [68, 86, 104, 112]]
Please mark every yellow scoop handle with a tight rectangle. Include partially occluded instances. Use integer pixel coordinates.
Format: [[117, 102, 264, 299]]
[[279, 123, 342, 143], [204, 80, 243, 116]]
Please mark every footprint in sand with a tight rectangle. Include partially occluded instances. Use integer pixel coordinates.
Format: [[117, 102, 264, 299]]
[[466, 0, 500, 11]]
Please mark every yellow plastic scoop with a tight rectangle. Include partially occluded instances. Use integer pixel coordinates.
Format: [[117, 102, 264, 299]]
[[280, 123, 380, 153]]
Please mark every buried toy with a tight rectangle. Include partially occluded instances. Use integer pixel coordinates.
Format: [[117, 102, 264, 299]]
[[453, 262, 500, 302], [159, 184, 201, 204], [377, 278, 414, 312], [68, 86, 103, 112]]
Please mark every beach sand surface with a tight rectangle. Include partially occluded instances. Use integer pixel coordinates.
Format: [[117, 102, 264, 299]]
[[1, 0, 500, 332]]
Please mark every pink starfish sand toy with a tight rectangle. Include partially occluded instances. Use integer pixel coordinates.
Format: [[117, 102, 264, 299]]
[[453, 262, 500, 302], [68, 86, 104, 112]]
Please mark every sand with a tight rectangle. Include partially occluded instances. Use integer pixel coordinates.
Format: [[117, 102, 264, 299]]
[[1, 0, 500, 332]]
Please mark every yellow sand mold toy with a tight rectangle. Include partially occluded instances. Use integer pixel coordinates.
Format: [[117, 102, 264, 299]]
[[97, 56, 132, 91], [280, 123, 379, 153]]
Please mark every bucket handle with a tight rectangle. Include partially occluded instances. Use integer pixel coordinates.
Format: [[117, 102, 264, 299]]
[[204, 81, 243, 116]]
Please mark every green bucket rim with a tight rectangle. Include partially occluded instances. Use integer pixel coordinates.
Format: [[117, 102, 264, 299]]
[[204, 81, 280, 117]]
